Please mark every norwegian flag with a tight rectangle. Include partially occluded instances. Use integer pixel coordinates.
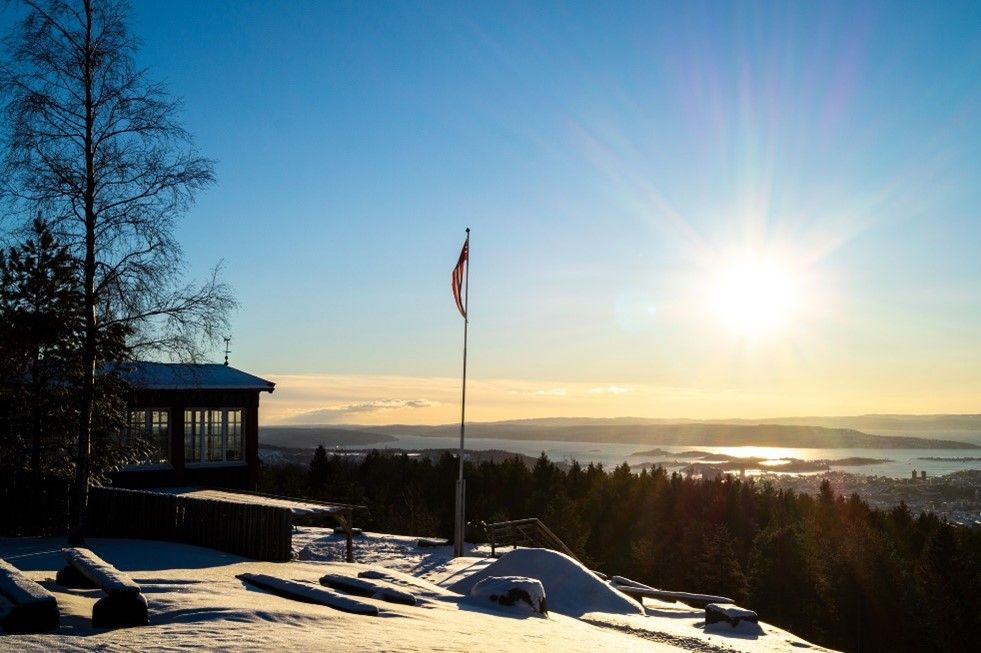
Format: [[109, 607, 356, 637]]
[[451, 238, 468, 318]]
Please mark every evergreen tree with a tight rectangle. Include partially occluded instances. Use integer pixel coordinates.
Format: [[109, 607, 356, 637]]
[[0, 218, 82, 478], [308, 444, 330, 497]]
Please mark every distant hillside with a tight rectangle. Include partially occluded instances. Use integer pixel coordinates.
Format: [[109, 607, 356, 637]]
[[259, 426, 397, 448], [259, 444, 553, 469], [338, 420, 979, 449], [744, 414, 981, 431]]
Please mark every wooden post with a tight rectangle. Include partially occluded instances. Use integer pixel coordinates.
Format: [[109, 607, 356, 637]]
[[334, 510, 354, 563]]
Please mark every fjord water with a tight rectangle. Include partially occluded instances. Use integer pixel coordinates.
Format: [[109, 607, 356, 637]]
[[331, 434, 981, 479]]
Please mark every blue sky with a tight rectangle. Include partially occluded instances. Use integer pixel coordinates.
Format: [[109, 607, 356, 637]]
[[5, 1, 980, 423]]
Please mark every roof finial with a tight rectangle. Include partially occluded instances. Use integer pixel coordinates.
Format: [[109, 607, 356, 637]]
[[223, 336, 232, 366]]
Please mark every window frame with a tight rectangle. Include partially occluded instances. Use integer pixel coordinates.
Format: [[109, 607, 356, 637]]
[[184, 407, 246, 467], [123, 408, 172, 469]]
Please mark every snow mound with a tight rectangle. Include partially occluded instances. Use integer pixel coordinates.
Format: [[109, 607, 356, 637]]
[[448, 548, 642, 617], [471, 576, 547, 616]]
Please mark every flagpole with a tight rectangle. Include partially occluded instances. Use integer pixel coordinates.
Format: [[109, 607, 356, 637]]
[[454, 227, 470, 558]]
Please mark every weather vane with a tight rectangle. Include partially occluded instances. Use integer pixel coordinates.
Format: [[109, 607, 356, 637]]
[[223, 336, 231, 366]]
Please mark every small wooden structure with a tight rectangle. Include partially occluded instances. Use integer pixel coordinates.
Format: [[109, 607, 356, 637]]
[[482, 518, 580, 562], [111, 362, 275, 491], [89, 486, 364, 563]]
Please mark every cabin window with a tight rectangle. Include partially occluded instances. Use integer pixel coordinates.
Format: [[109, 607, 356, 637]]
[[126, 409, 170, 464], [184, 409, 244, 463]]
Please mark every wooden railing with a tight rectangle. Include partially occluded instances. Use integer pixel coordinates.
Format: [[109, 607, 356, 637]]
[[88, 486, 293, 562], [482, 517, 580, 563]]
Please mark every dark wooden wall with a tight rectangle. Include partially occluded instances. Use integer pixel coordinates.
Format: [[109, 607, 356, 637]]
[[111, 387, 265, 490]]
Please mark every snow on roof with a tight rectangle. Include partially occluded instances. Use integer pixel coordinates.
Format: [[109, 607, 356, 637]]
[[114, 361, 275, 392], [150, 487, 345, 516]]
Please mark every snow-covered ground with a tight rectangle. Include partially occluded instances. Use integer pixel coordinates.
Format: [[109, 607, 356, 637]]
[[0, 529, 834, 652]]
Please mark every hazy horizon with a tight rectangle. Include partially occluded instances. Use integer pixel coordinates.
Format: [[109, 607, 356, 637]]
[[263, 414, 981, 427], [256, 371, 981, 427]]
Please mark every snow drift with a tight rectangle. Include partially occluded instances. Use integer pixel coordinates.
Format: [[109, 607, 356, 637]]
[[447, 548, 643, 617]]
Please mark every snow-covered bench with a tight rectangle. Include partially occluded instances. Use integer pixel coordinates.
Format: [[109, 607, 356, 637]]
[[56, 548, 148, 628], [0, 557, 60, 633], [705, 602, 758, 627], [611, 575, 733, 608]]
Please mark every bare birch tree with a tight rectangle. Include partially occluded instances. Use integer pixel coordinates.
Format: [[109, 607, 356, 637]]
[[0, 0, 234, 542]]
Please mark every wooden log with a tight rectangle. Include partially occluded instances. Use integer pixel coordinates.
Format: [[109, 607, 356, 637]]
[[92, 592, 149, 628], [60, 548, 141, 597], [417, 538, 449, 548], [319, 574, 417, 606], [238, 573, 378, 616]]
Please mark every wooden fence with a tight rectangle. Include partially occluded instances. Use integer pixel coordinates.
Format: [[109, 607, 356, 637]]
[[0, 468, 70, 536], [89, 487, 293, 562]]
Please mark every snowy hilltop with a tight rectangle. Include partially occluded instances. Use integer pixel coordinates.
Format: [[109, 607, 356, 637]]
[[1, 528, 833, 651]]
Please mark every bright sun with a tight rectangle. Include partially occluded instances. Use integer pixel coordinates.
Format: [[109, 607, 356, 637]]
[[707, 259, 799, 335]]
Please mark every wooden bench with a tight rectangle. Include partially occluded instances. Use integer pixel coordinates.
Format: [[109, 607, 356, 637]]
[[611, 575, 733, 609], [56, 548, 148, 628], [0, 557, 59, 634]]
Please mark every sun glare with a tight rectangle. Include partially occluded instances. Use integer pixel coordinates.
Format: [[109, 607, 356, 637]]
[[707, 260, 799, 335]]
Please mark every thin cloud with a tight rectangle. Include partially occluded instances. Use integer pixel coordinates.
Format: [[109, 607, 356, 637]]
[[589, 386, 632, 394], [509, 388, 568, 397], [288, 399, 441, 424]]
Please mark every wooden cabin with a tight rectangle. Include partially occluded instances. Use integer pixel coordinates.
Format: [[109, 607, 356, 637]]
[[110, 362, 274, 491]]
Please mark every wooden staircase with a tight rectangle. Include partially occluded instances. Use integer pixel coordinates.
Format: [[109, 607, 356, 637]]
[[481, 518, 580, 563]]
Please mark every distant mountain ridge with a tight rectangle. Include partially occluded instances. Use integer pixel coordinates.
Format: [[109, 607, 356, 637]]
[[259, 426, 396, 448], [323, 417, 980, 449]]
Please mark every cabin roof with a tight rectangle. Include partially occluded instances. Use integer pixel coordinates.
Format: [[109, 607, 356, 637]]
[[114, 362, 275, 392]]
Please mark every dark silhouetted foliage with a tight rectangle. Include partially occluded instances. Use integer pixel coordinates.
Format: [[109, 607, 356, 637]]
[[262, 450, 980, 653]]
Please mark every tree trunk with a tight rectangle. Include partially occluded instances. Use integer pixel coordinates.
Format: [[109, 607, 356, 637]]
[[69, 0, 96, 546]]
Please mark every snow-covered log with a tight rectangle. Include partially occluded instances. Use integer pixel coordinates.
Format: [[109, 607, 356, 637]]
[[59, 548, 141, 596], [0, 557, 60, 633], [319, 573, 417, 605], [57, 548, 148, 628], [238, 573, 379, 615]]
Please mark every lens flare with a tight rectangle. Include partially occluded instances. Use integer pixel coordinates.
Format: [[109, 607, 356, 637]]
[[706, 259, 799, 335]]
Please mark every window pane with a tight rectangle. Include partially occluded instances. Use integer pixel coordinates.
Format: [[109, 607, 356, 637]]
[[127, 410, 145, 436], [185, 410, 199, 463], [150, 410, 169, 464], [124, 410, 143, 449], [206, 409, 223, 462], [226, 410, 242, 460]]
